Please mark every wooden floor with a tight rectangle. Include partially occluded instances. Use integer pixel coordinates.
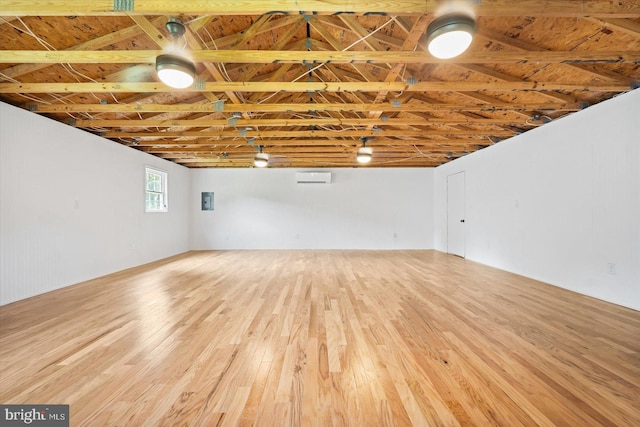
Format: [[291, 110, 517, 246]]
[[1, 251, 639, 426]]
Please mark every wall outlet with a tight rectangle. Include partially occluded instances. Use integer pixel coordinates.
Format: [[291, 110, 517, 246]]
[[607, 263, 616, 275]]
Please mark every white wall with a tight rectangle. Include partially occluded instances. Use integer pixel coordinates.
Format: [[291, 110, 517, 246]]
[[190, 168, 434, 249], [4, 89, 638, 310], [0, 102, 190, 305], [434, 90, 640, 310]]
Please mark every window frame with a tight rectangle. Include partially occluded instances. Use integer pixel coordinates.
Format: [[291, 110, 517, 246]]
[[145, 166, 168, 213]]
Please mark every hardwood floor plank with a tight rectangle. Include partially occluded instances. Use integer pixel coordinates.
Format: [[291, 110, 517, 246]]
[[1, 250, 639, 425]]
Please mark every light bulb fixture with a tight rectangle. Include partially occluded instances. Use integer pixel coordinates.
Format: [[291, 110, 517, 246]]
[[356, 147, 373, 163], [156, 18, 195, 89], [356, 138, 373, 164], [254, 152, 269, 168], [426, 14, 475, 59], [156, 54, 195, 88], [254, 146, 269, 168]]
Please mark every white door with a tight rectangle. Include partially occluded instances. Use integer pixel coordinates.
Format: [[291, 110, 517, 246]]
[[447, 172, 465, 257]]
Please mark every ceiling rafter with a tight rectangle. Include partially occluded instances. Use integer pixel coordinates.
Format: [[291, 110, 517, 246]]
[[587, 17, 640, 37], [3, 6, 636, 168], [103, 128, 515, 138], [369, 15, 431, 122], [242, 16, 307, 101], [26, 102, 584, 113], [309, 18, 378, 85], [0, 17, 163, 81], [476, 28, 635, 84], [137, 137, 491, 152], [2, 1, 639, 17], [3, 49, 637, 64], [1, 81, 629, 94]]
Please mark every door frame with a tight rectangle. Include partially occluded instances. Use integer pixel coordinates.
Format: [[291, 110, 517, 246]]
[[447, 171, 466, 258]]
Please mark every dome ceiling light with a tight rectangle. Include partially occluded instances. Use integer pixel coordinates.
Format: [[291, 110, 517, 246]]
[[254, 146, 269, 168], [426, 14, 476, 59]]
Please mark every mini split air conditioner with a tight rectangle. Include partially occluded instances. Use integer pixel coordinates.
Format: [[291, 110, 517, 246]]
[[295, 172, 332, 184]]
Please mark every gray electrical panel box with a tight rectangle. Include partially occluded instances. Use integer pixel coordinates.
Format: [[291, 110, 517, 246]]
[[201, 192, 214, 211]]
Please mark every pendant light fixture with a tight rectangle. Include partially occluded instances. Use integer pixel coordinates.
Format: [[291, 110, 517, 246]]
[[254, 146, 269, 168], [426, 14, 475, 59], [356, 138, 373, 164], [156, 18, 195, 89]]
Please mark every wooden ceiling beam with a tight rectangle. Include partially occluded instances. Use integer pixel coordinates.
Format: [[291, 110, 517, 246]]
[[229, 15, 273, 49], [199, 16, 302, 50], [144, 144, 488, 153], [338, 15, 390, 53], [370, 15, 431, 120], [126, 137, 488, 147], [3, 49, 637, 64], [27, 102, 583, 113], [0, 17, 165, 80], [103, 129, 515, 138], [2, 1, 639, 17], [476, 28, 635, 84], [129, 15, 169, 48], [453, 63, 579, 104], [220, 153, 445, 159], [309, 19, 378, 83], [182, 26, 244, 106], [154, 160, 447, 167], [163, 154, 451, 165], [2, 81, 629, 93], [588, 17, 640, 37], [75, 117, 526, 127], [241, 17, 307, 100], [319, 65, 365, 83]]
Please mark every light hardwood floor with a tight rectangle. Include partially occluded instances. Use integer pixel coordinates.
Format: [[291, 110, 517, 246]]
[[1, 251, 639, 426]]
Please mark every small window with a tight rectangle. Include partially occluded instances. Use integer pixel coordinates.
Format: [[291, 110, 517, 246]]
[[145, 167, 168, 212]]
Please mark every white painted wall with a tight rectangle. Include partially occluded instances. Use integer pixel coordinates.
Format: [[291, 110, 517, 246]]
[[434, 90, 640, 310], [0, 102, 190, 305], [190, 168, 434, 249], [3, 89, 638, 310]]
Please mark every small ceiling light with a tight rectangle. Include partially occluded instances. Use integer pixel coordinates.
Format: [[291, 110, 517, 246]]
[[156, 55, 195, 88], [426, 14, 475, 59], [254, 146, 269, 167], [156, 18, 195, 89], [254, 152, 269, 168], [356, 138, 373, 164]]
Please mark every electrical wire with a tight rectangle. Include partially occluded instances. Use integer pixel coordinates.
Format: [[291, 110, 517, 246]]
[[8, 18, 119, 107], [257, 15, 398, 105], [0, 72, 22, 83]]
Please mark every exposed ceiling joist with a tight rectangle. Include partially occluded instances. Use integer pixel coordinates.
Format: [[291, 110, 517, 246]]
[[25, 102, 584, 113], [103, 128, 515, 138], [1, 81, 629, 94], [2, 49, 638, 64], [130, 138, 490, 147], [74, 117, 527, 127], [1, 7, 637, 168], [2, 0, 639, 17]]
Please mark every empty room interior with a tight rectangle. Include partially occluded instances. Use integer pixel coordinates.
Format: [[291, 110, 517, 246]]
[[1, 2, 639, 426]]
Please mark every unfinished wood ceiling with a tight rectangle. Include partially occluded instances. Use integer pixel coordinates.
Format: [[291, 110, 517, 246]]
[[1, 1, 639, 168]]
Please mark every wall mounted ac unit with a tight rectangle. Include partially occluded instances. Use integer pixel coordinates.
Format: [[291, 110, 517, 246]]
[[295, 172, 332, 184]]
